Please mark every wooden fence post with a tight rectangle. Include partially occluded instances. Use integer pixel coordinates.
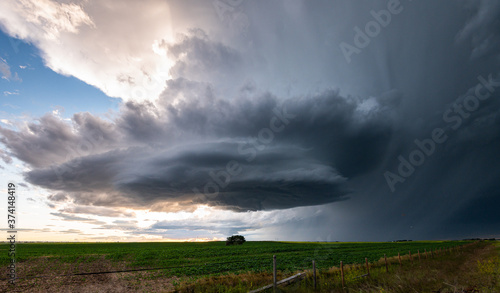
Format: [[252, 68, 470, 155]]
[[273, 255, 277, 291], [384, 254, 388, 273], [340, 261, 345, 288], [365, 258, 370, 276], [425, 248, 428, 259], [398, 252, 402, 267], [312, 260, 316, 289], [409, 250, 412, 264]]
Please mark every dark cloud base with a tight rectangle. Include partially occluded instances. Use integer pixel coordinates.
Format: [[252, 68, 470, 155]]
[[14, 86, 393, 212]]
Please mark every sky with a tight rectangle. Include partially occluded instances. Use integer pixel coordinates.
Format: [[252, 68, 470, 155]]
[[0, 0, 499, 242]]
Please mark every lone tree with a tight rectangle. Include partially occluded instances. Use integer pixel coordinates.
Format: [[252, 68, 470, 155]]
[[226, 235, 246, 246]]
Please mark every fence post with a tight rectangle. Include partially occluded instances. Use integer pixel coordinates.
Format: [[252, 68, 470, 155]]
[[365, 258, 370, 276], [409, 250, 412, 264], [273, 255, 277, 291], [398, 252, 402, 267], [418, 249, 421, 261], [313, 260, 316, 289], [340, 261, 345, 288], [425, 248, 428, 259], [384, 254, 388, 273]]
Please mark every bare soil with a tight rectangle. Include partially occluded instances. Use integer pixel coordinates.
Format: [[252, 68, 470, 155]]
[[1, 256, 178, 293]]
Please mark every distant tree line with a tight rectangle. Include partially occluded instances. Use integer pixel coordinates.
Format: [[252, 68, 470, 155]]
[[463, 238, 497, 241]]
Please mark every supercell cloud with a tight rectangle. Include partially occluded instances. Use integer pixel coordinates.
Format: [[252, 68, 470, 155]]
[[10, 86, 393, 212], [0, 0, 499, 240]]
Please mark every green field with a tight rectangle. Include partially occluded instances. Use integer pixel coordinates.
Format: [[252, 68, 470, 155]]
[[1, 240, 468, 278]]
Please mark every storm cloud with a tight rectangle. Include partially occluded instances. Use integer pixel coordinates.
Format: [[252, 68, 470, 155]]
[[0, 0, 499, 240], [11, 85, 394, 212]]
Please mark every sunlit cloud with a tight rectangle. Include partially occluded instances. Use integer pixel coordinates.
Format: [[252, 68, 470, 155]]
[[0, 0, 174, 102]]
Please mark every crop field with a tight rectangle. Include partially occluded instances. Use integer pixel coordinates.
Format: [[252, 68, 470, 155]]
[[1, 240, 495, 293], [1, 240, 467, 279]]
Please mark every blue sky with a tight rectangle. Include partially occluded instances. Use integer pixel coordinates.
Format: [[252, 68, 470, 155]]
[[0, 0, 499, 242], [0, 30, 118, 119]]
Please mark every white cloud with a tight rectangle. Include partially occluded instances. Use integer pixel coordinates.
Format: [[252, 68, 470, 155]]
[[0, 58, 21, 81], [0, 119, 13, 126], [0, 0, 175, 102], [10, 0, 94, 39], [3, 90, 20, 96], [0, 58, 11, 80]]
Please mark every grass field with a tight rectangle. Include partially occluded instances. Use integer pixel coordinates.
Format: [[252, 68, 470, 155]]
[[0, 240, 485, 292]]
